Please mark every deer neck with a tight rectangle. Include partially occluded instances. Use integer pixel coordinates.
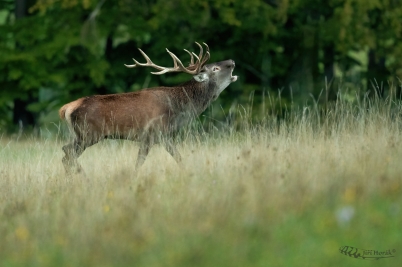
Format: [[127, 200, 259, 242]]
[[175, 79, 217, 115]]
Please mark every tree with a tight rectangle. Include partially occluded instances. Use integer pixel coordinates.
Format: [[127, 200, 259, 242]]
[[1, 0, 401, 133]]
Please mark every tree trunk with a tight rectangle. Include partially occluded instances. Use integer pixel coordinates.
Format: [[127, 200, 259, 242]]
[[15, 0, 26, 18], [323, 45, 337, 103], [261, 52, 271, 88], [367, 49, 389, 98], [286, 26, 319, 102], [13, 0, 37, 129], [12, 98, 35, 127]]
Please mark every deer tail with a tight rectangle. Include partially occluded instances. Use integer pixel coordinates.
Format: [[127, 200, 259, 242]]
[[59, 104, 68, 120]]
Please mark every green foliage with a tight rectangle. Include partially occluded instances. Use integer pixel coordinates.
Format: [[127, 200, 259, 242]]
[[1, 0, 402, 132]]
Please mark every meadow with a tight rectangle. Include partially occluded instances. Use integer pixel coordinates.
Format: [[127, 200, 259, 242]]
[[0, 96, 401, 267]]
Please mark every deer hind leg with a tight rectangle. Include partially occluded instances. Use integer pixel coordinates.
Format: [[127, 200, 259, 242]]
[[62, 139, 86, 175], [62, 136, 100, 175]]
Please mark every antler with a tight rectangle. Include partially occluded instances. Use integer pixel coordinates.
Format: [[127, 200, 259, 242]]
[[124, 42, 210, 75]]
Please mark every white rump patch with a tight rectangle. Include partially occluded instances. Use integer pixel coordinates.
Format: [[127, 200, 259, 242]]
[[63, 98, 84, 137], [64, 106, 76, 136]]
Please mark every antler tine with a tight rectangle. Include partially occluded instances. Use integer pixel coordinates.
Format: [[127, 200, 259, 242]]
[[199, 42, 210, 66], [194, 42, 211, 72], [166, 48, 180, 69], [137, 49, 155, 65], [124, 57, 140, 68], [124, 49, 149, 68], [150, 69, 173, 75], [124, 62, 137, 68], [201, 43, 210, 66], [194, 42, 203, 64], [203, 42, 209, 53], [166, 49, 198, 74], [125, 42, 210, 75], [125, 48, 167, 71], [200, 51, 210, 66], [191, 52, 200, 62], [184, 49, 195, 65]]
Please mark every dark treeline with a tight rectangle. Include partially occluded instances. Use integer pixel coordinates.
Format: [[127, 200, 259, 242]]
[[1, 0, 401, 132]]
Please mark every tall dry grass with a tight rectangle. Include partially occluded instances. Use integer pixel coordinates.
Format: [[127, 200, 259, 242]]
[[0, 95, 401, 266]]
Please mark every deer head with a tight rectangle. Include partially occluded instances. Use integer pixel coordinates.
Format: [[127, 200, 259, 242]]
[[124, 42, 237, 103]]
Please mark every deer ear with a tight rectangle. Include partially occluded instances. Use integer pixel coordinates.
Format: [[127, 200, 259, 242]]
[[193, 73, 209, 82]]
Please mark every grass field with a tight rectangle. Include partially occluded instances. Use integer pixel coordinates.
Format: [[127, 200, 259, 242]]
[[0, 98, 401, 266]]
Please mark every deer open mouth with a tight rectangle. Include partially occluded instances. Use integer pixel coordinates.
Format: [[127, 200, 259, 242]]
[[230, 63, 238, 82]]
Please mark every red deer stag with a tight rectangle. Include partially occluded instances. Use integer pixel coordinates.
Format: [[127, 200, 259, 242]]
[[59, 42, 238, 174]]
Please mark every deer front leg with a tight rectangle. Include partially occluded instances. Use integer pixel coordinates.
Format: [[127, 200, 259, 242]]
[[164, 141, 182, 165], [134, 139, 153, 173]]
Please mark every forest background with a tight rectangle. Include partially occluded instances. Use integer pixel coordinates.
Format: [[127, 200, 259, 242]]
[[1, 0, 402, 133]]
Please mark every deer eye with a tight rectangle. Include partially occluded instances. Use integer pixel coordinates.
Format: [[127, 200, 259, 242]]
[[212, 66, 220, 72]]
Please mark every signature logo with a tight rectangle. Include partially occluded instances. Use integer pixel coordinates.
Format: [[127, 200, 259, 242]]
[[339, 246, 396, 260]]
